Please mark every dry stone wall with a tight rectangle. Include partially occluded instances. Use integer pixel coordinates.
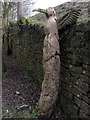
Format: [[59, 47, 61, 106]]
[[4, 23, 45, 85], [59, 21, 90, 118]]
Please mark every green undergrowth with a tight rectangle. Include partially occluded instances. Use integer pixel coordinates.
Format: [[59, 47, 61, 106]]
[[9, 16, 44, 26], [13, 109, 38, 118], [9, 15, 89, 27], [0, 72, 8, 78], [2, 108, 38, 119]]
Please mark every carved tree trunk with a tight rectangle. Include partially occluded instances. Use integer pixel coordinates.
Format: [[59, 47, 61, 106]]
[[36, 8, 60, 117], [37, 35, 60, 117]]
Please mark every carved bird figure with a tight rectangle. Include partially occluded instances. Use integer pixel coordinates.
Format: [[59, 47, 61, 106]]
[[33, 7, 81, 117]]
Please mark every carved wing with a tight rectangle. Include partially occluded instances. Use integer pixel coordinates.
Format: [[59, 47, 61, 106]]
[[57, 8, 81, 30]]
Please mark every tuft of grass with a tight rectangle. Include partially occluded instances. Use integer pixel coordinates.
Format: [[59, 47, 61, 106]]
[[2, 108, 38, 118], [31, 109, 37, 116], [0, 72, 8, 78], [12, 108, 38, 118]]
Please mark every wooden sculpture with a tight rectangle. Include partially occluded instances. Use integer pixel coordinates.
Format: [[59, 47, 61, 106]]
[[33, 7, 81, 117]]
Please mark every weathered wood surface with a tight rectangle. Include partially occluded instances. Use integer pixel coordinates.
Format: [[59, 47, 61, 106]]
[[35, 7, 60, 117]]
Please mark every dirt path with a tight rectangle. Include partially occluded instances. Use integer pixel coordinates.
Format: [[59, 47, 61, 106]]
[[2, 55, 65, 119]]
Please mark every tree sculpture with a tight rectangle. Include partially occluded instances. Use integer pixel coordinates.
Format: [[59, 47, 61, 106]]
[[33, 7, 81, 117]]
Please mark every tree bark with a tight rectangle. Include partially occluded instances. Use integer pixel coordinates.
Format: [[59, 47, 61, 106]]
[[17, 1, 23, 20], [0, 2, 3, 119], [36, 8, 60, 117]]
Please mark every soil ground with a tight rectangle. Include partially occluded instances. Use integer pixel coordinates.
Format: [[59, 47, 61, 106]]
[[2, 55, 65, 119]]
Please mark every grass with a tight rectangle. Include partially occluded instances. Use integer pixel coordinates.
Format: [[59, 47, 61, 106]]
[[0, 72, 8, 78], [14, 109, 37, 118], [2, 108, 38, 119]]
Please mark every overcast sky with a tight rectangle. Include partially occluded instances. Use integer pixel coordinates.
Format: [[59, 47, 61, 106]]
[[34, 0, 72, 9], [31, 0, 72, 16]]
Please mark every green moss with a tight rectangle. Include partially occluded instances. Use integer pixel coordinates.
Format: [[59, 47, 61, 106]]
[[21, 16, 27, 22], [26, 18, 33, 23], [17, 16, 27, 25], [9, 20, 17, 24], [17, 16, 44, 25]]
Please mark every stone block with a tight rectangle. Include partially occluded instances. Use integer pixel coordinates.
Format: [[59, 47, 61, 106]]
[[81, 94, 90, 104], [61, 81, 87, 97], [80, 74, 89, 84], [74, 96, 90, 115], [83, 64, 90, 71], [60, 73, 70, 84], [75, 79, 89, 92], [61, 82, 72, 92], [61, 89, 73, 100], [69, 66, 82, 74], [74, 85, 87, 95], [79, 110, 90, 118], [70, 71, 80, 79], [67, 101, 79, 117]]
